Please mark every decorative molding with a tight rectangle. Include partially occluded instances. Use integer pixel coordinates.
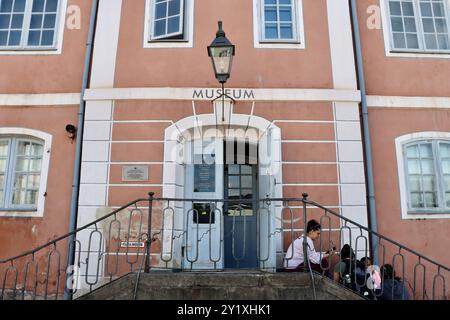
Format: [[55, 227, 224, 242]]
[[0, 93, 80, 106], [367, 95, 450, 108]]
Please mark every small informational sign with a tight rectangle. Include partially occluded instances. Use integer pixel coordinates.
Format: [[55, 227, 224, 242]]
[[120, 241, 145, 248], [194, 163, 215, 192], [122, 166, 149, 182]]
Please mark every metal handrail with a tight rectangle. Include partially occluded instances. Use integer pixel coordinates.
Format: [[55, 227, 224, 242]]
[[0, 193, 448, 300]]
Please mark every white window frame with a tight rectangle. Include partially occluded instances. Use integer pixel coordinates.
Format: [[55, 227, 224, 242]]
[[0, 0, 67, 55], [0, 128, 52, 218], [380, 0, 450, 58], [253, 0, 305, 49], [396, 132, 450, 220], [143, 0, 194, 48]]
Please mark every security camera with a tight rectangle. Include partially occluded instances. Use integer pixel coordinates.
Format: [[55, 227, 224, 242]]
[[65, 124, 77, 140]]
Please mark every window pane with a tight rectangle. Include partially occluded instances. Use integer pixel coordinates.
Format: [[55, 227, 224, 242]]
[[0, 0, 13, 12], [27, 174, 40, 188], [389, 1, 401, 15], [437, 34, 450, 50], [420, 2, 432, 17], [0, 159, 6, 171], [446, 193, 450, 207], [17, 141, 31, 155], [241, 176, 252, 189], [11, 13, 23, 28], [15, 157, 29, 171], [279, 0, 291, 4], [279, 8, 292, 22], [0, 30, 6, 44], [442, 160, 450, 174], [32, 0, 45, 12], [12, 189, 25, 205], [422, 175, 435, 191], [41, 29, 53, 45], [404, 17, 416, 32], [155, 2, 167, 19], [406, 33, 419, 48], [45, 0, 58, 12], [424, 192, 437, 207], [421, 159, 434, 174], [167, 16, 179, 34], [410, 192, 422, 208], [228, 176, 239, 189], [443, 176, 450, 191], [25, 190, 37, 205], [43, 13, 56, 28], [30, 14, 42, 28], [408, 175, 421, 192], [407, 159, 421, 174], [419, 144, 432, 158], [228, 164, 239, 175], [168, 0, 180, 16], [435, 18, 447, 33], [280, 24, 293, 39], [0, 174, 4, 187], [241, 189, 252, 198], [422, 18, 435, 33], [241, 165, 252, 174], [154, 19, 165, 37], [401, 2, 414, 16], [424, 33, 438, 49], [14, 173, 26, 188], [265, 23, 278, 39], [228, 189, 239, 197], [30, 159, 42, 171], [14, 0, 25, 12], [8, 29, 20, 45], [0, 141, 8, 156], [31, 144, 43, 156], [432, 3, 444, 18], [391, 17, 404, 31], [264, 0, 276, 4], [0, 13, 11, 28], [393, 32, 406, 48], [264, 7, 277, 22], [439, 143, 450, 157]]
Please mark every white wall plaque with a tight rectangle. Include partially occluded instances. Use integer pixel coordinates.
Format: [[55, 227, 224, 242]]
[[122, 166, 149, 182]]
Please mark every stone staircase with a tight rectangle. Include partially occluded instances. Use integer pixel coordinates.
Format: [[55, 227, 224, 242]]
[[77, 270, 362, 300]]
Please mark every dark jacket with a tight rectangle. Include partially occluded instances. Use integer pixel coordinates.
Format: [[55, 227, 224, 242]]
[[380, 279, 410, 300]]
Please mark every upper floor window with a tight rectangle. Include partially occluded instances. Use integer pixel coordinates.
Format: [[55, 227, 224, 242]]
[[144, 0, 193, 48], [403, 139, 450, 213], [260, 0, 299, 42], [0, 0, 62, 50], [386, 0, 450, 53]]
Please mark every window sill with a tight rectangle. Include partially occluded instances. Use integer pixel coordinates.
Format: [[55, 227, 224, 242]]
[[0, 48, 61, 55], [0, 209, 42, 218], [254, 41, 305, 50], [403, 210, 450, 220], [144, 40, 192, 49], [386, 50, 450, 59]]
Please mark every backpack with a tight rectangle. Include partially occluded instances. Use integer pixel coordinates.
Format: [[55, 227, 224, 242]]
[[341, 259, 367, 294]]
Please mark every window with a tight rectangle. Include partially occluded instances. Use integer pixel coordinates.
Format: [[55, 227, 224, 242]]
[[260, 0, 298, 42], [386, 0, 450, 53], [0, 0, 62, 50], [403, 139, 450, 213], [253, 0, 304, 49], [0, 137, 44, 210], [0, 128, 51, 217], [144, 0, 193, 48]]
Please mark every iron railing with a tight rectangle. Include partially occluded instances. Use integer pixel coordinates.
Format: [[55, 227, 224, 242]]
[[0, 193, 448, 300]]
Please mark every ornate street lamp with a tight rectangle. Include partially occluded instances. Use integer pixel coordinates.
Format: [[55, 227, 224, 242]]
[[207, 21, 235, 84], [208, 21, 236, 124]]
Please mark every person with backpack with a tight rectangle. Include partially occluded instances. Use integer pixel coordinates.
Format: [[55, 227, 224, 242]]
[[333, 244, 367, 295], [379, 264, 410, 300]]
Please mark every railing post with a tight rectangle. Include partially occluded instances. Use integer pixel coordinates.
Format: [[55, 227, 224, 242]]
[[145, 192, 155, 273], [302, 193, 308, 273]]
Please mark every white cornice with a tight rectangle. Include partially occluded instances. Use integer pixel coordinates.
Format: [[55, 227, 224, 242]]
[[0, 93, 80, 106]]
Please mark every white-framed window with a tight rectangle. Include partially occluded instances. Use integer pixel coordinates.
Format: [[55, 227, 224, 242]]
[[253, 0, 305, 49], [396, 132, 450, 219], [384, 0, 450, 53], [144, 0, 194, 48], [0, 0, 67, 53], [0, 128, 52, 218]]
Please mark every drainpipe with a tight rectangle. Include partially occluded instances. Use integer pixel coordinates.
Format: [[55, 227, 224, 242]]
[[349, 0, 379, 266], [64, 0, 99, 300]]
